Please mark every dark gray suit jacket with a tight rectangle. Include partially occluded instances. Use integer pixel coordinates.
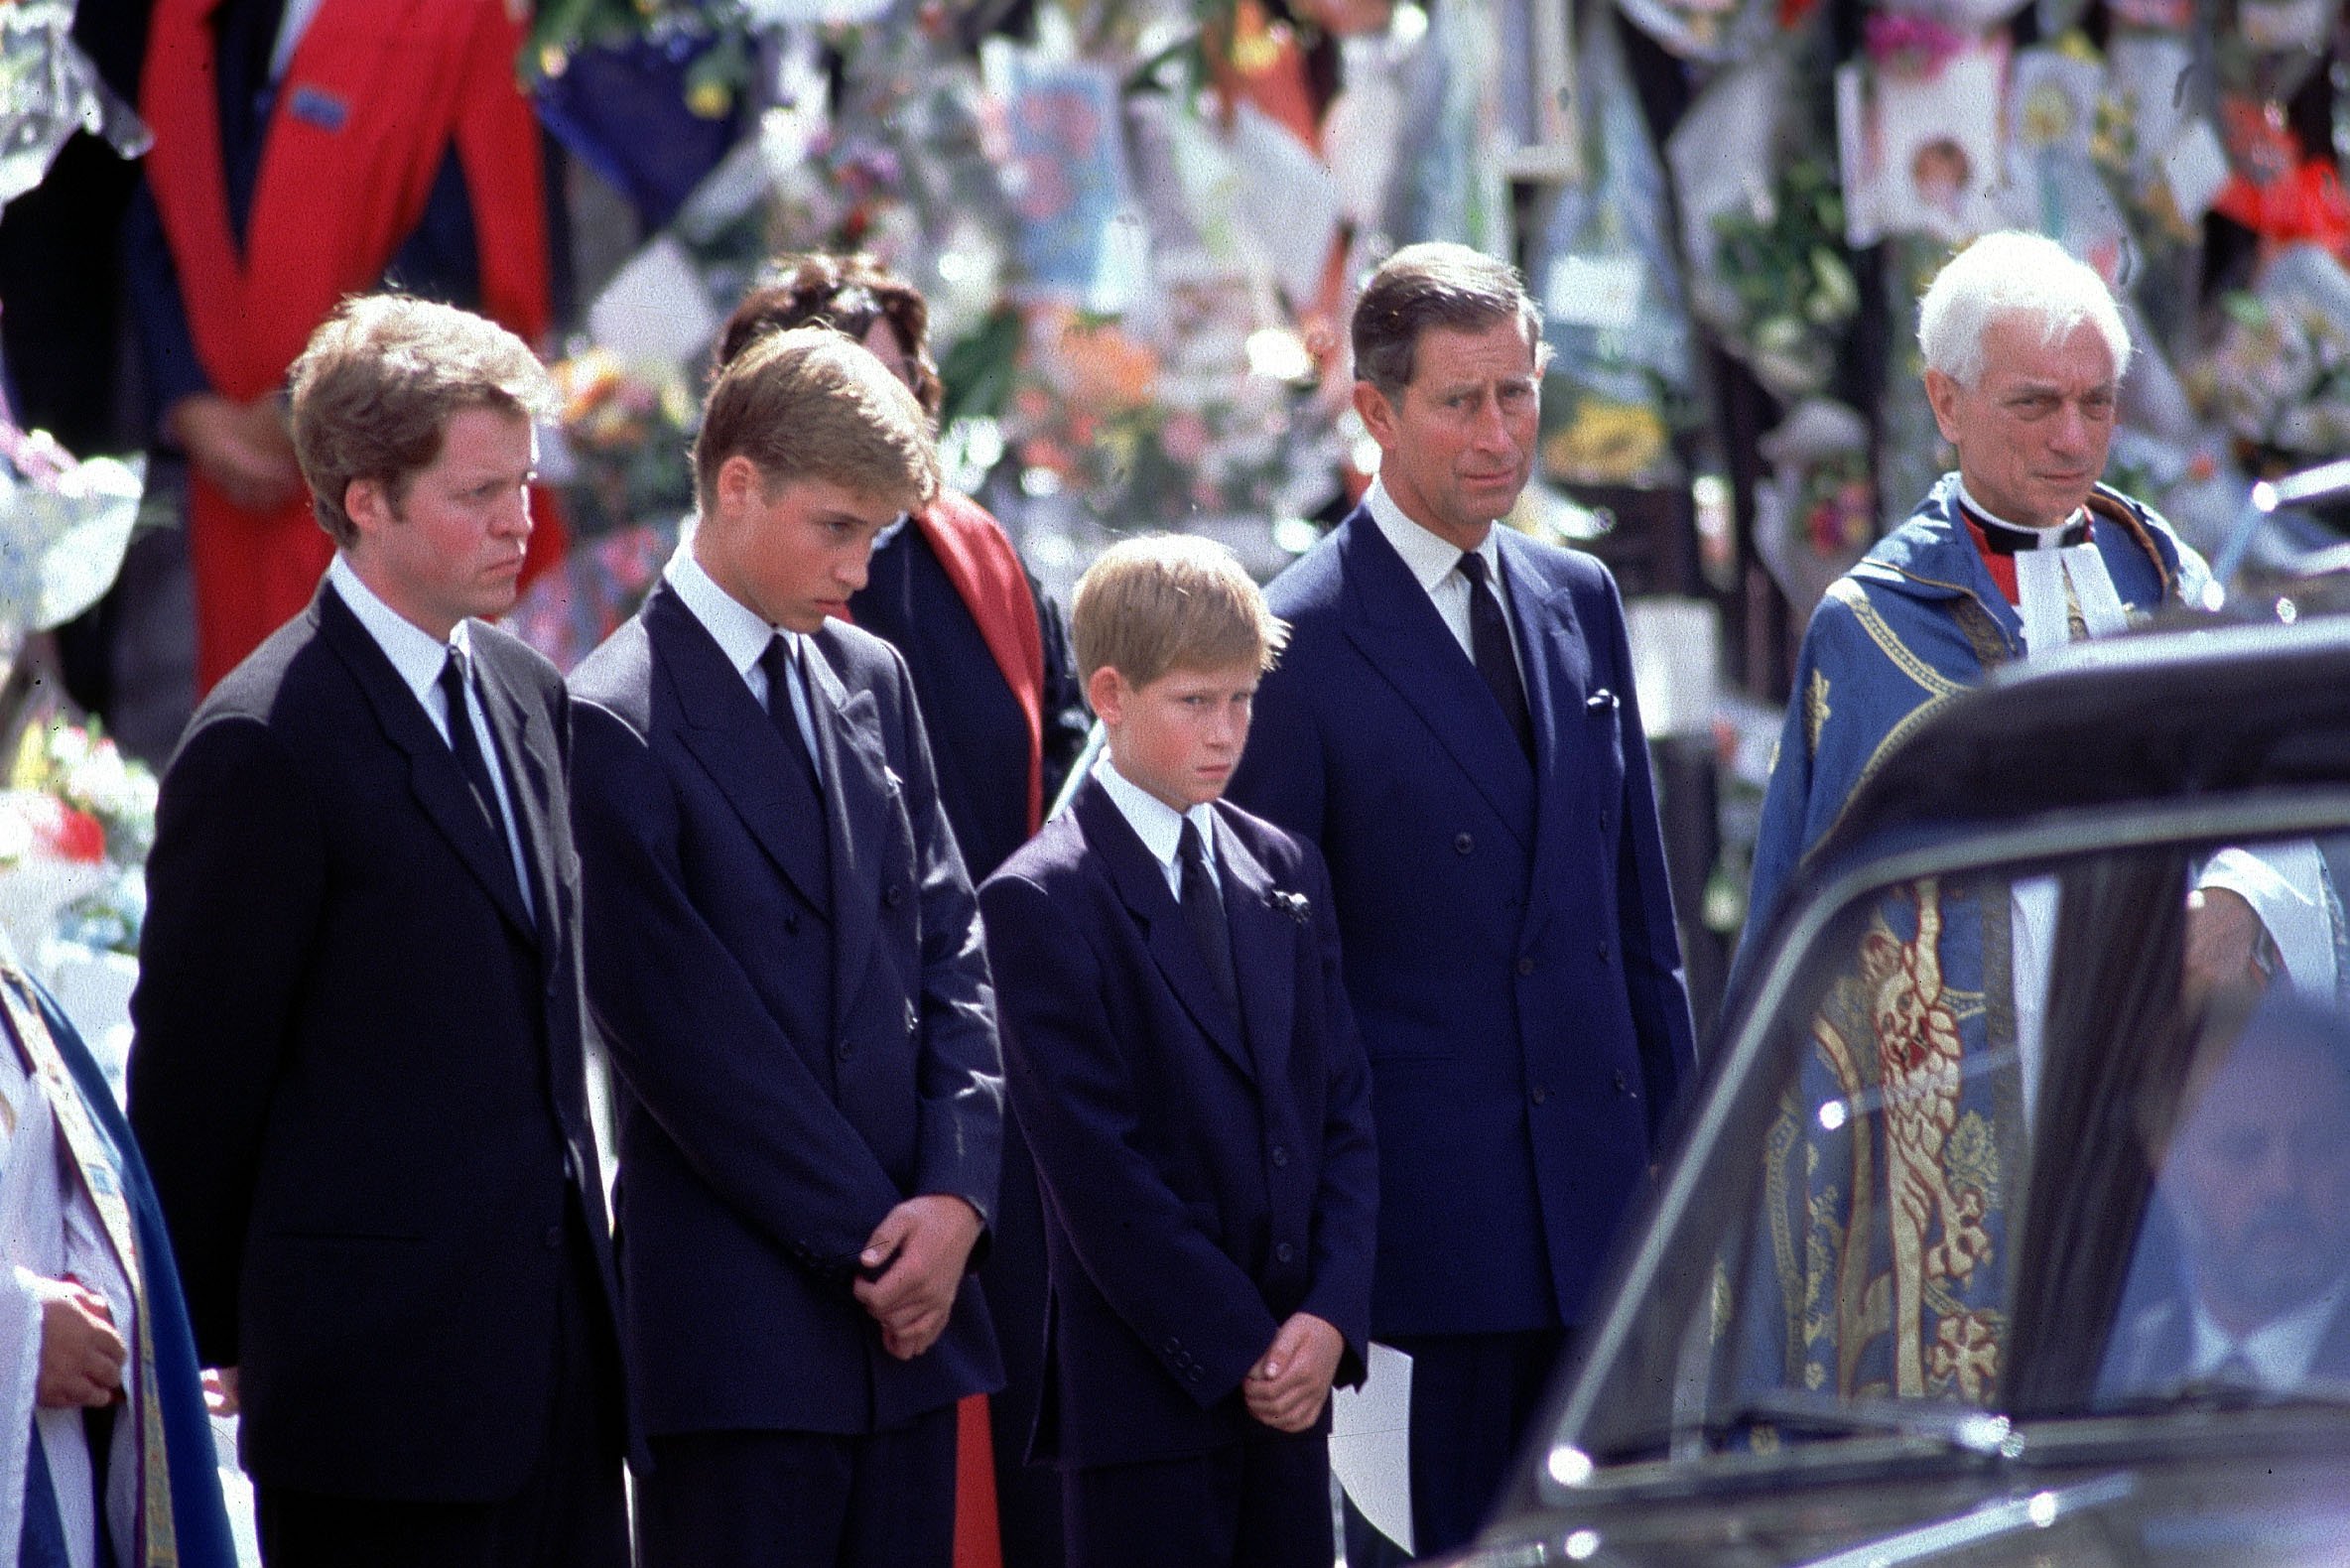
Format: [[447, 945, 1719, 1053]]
[[130, 583, 624, 1499]]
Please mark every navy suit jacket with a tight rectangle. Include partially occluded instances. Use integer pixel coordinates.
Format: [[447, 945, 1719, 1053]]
[[979, 777, 1376, 1467], [1228, 506, 1696, 1337], [128, 584, 626, 1499], [567, 581, 1003, 1438]]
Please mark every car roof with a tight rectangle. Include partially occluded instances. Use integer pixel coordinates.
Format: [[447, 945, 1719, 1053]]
[[1809, 612, 2350, 874]]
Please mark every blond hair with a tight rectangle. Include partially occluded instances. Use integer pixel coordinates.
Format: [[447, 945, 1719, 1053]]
[[288, 295, 553, 547], [1072, 535, 1288, 690], [694, 326, 940, 515]]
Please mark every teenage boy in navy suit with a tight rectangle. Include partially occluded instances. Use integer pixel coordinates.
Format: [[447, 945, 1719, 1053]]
[[979, 535, 1377, 1568], [567, 327, 1003, 1568]]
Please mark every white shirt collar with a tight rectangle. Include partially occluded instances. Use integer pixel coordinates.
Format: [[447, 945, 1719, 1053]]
[[1955, 477, 2088, 543], [1093, 754, 1218, 893], [1366, 477, 1503, 595], [327, 553, 468, 708], [2188, 1275, 2350, 1390], [664, 531, 798, 679]]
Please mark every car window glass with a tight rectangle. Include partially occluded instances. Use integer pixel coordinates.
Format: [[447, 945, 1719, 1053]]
[[1560, 828, 2350, 1478]]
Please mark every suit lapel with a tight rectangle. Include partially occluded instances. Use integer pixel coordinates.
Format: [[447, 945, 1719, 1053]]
[[1335, 513, 1533, 850], [318, 587, 536, 942], [646, 586, 830, 913], [1500, 530, 1605, 948], [805, 636, 886, 1029], [1217, 813, 1296, 1090], [1073, 780, 1253, 1082]]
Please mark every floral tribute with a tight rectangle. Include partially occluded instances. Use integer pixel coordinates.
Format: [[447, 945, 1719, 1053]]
[[0, 713, 158, 959]]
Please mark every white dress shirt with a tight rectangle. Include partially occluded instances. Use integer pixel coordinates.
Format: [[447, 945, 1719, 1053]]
[[1364, 477, 1523, 678], [2188, 1277, 2350, 1392], [1094, 756, 1220, 903], [267, 0, 327, 81], [327, 555, 534, 920], [663, 539, 821, 760]]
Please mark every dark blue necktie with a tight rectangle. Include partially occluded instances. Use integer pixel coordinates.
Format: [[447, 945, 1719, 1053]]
[[1458, 551, 1533, 761], [1179, 817, 1240, 1016], [759, 634, 824, 796]]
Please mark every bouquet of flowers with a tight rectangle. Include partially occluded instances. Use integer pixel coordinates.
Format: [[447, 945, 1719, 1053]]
[[546, 348, 698, 540], [0, 713, 157, 960], [1005, 291, 1338, 530], [2191, 244, 2350, 465], [1754, 398, 1877, 617], [1710, 158, 1861, 401]]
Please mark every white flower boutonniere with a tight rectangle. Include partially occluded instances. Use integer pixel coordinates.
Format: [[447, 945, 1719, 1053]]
[[1271, 890, 1311, 926]]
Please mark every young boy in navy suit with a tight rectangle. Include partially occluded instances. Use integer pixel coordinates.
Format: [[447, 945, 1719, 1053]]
[[979, 536, 1376, 1568]]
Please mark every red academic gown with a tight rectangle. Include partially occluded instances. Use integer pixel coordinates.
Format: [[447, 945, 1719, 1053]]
[[141, 0, 566, 693]]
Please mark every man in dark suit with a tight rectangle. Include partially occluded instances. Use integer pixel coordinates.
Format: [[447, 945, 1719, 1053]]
[[567, 326, 1003, 1568], [1227, 242, 1698, 1560], [127, 295, 630, 1568], [980, 536, 1377, 1568], [2101, 992, 2350, 1403]]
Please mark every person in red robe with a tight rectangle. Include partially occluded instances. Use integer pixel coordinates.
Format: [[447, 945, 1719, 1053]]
[[129, 0, 566, 695]]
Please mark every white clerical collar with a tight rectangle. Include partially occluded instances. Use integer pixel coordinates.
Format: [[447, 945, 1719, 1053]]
[[1093, 755, 1218, 891], [1366, 477, 1502, 595], [1956, 478, 2088, 547], [664, 530, 805, 679], [2189, 1274, 2350, 1391], [327, 553, 471, 710]]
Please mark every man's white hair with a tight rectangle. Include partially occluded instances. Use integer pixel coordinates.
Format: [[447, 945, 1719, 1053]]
[[1916, 231, 2131, 388]]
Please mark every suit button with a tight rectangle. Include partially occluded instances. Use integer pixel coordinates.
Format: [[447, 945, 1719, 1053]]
[[905, 1002, 920, 1036], [1164, 1338, 1181, 1355], [884, 883, 906, 908], [544, 1225, 564, 1250], [1271, 1145, 1290, 1168], [1187, 1367, 1204, 1382], [784, 912, 800, 935], [1275, 1242, 1295, 1264], [836, 1039, 853, 1061], [1529, 1085, 1548, 1106], [1598, 941, 1611, 962], [1454, 834, 1474, 855], [1614, 1070, 1630, 1095], [1516, 956, 1535, 977]]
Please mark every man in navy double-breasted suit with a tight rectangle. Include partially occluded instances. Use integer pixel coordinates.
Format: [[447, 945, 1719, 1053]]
[[567, 327, 1003, 1568], [1228, 243, 1697, 1559]]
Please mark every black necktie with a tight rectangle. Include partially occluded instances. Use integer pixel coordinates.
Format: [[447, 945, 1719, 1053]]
[[438, 647, 528, 908], [1178, 817, 1240, 1017], [1458, 551, 1534, 761], [758, 634, 824, 796]]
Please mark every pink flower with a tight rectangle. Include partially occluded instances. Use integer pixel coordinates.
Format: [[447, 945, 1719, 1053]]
[[1864, 13, 1969, 76], [1161, 413, 1211, 464]]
